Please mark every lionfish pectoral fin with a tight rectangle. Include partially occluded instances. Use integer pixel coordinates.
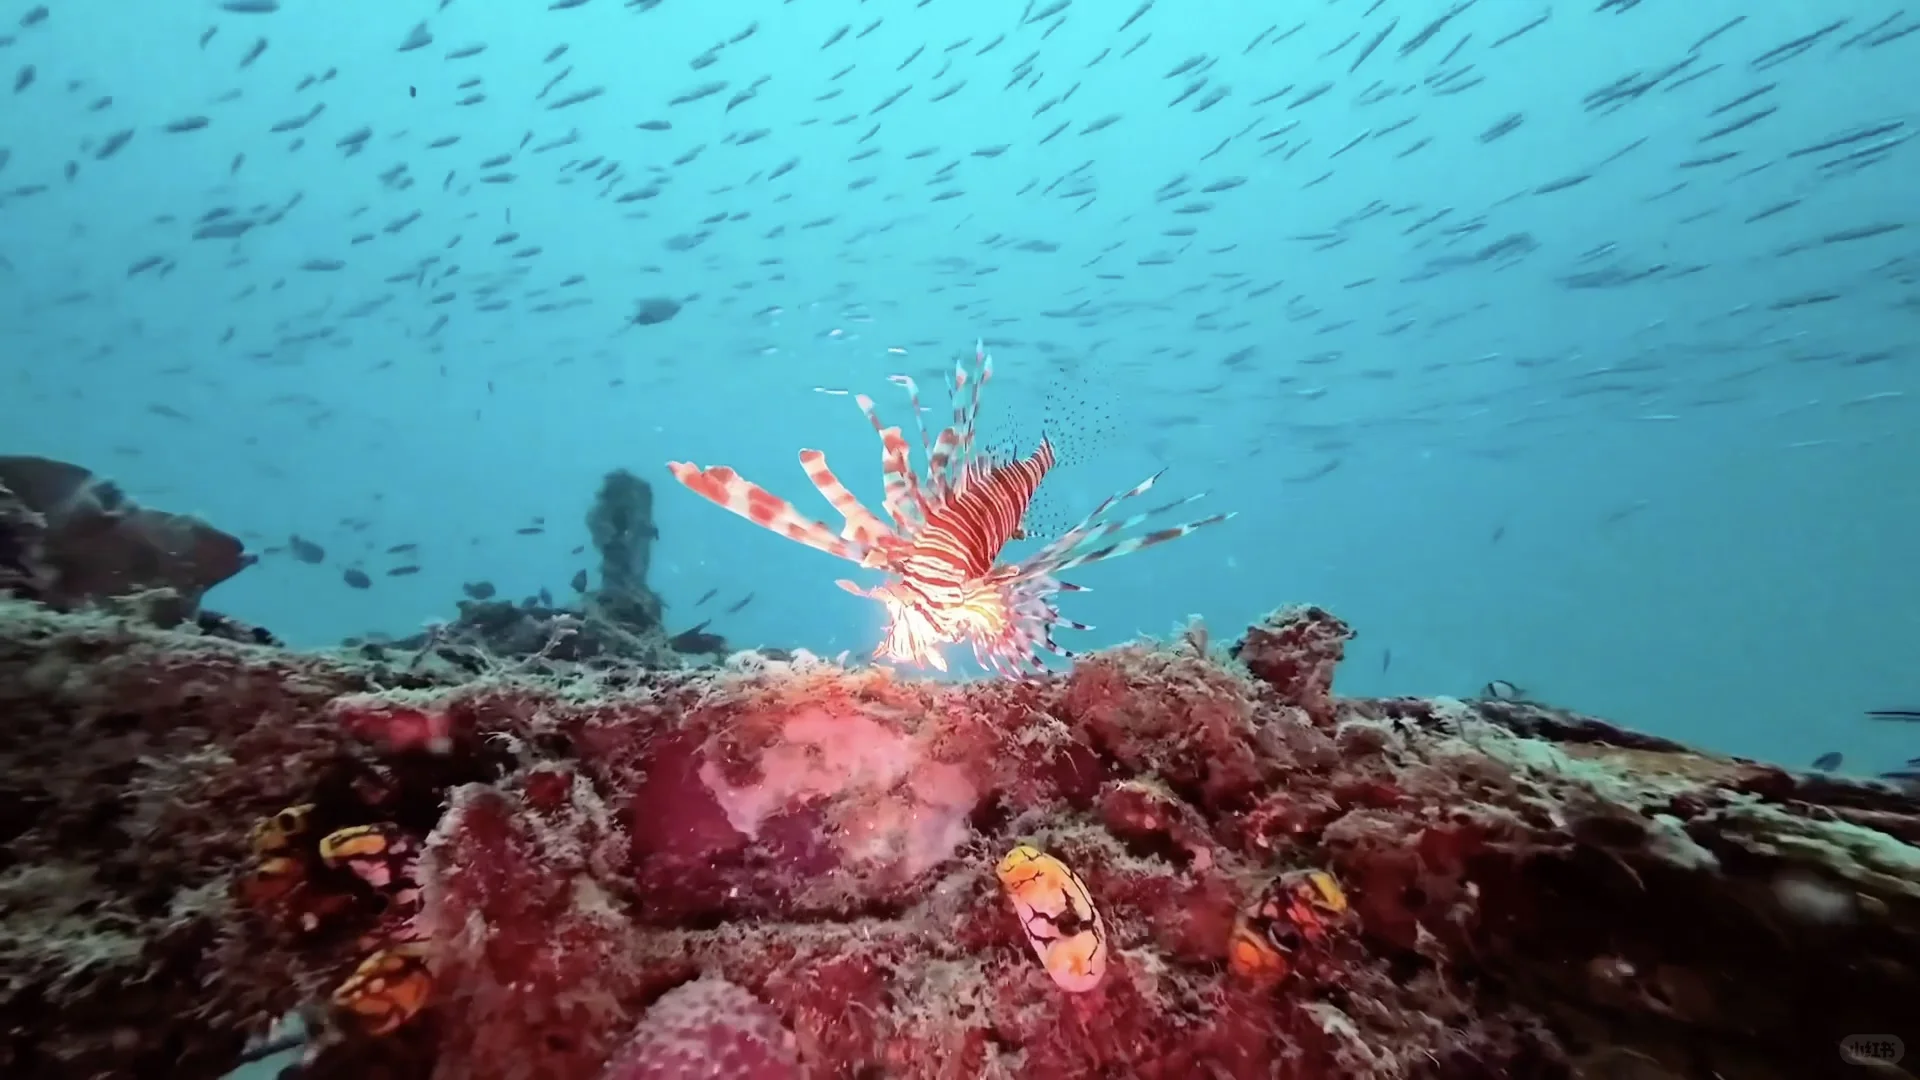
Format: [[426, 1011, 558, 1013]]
[[666, 461, 864, 562], [850, 394, 929, 528], [833, 578, 874, 597], [799, 448, 891, 546], [887, 374, 940, 492]]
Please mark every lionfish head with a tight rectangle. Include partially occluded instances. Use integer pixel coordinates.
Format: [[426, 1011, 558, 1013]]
[[860, 578, 1017, 674], [858, 580, 951, 672]]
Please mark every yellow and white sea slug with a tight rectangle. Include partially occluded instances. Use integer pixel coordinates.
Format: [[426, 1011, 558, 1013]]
[[994, 844, 1108, 993]]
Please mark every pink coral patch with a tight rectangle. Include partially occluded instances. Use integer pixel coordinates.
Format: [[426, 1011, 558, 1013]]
[[599, 975, 801, 1080]]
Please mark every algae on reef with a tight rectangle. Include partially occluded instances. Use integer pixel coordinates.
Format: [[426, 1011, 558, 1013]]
[[0, 599, 1916, 1080]]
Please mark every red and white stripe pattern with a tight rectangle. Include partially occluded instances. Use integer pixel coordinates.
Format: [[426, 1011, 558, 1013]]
[[667, 341, 1233, 676]]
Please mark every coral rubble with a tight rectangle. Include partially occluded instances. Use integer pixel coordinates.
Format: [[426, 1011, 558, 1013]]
[[1, 602, 1916, 1080]]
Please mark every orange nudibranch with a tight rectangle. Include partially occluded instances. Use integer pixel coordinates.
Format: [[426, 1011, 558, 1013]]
[[994, 844, 1108, 993], [1227, 868, 1352, 985]]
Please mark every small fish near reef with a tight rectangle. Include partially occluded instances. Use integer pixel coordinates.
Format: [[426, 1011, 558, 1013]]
[[1228, 868, 1355, 987], [668, 340, 1232, 677], [995, 845, 1107, 993]]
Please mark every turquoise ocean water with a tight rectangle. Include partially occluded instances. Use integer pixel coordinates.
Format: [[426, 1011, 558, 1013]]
[[2, 0, 1916, 786]]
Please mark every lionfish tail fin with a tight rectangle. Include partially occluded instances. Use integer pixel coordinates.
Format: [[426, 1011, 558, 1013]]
[[1022, 471, 1174, 571], [1053, 510, 1236, 574]]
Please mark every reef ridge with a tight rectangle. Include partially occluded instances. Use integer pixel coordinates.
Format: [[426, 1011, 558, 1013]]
[[0, 601, 1915, 1080]]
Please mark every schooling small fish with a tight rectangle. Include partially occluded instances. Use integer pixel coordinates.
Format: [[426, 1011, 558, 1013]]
[[725, 592, 754, 614], [1810, 751, 1842, 771], [570, 569, 588, 592], [695, 587, 718, 606], [386, 565, 420, 577], [515, 526, 544, 535], [342, 568, 371, 589], [462, 580, 496, 600]]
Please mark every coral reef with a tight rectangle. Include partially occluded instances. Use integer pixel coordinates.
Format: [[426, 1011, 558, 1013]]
[[1, 602, 1916, 1080], [0, 455, 251, 623], [353, 469, 714, 674]]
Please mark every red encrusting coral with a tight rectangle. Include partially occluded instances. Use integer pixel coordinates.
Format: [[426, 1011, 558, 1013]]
[[327, 692, 455, 755], [1232, 604, 1355, 725]]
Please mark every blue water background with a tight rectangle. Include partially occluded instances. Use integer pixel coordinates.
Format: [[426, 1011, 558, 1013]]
[[1, 0, 1916, 779]]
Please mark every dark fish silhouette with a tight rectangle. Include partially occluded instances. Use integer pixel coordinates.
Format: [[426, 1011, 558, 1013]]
[[288, 535, 325, 564], [628, 296, 681, 326], [670, 620, 726, 653]]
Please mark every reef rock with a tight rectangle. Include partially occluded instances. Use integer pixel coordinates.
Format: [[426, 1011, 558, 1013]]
[[0, 477, 49, 598], [0, 602, 1914, 1080], [585, 468, 665, 636], [0, 455, 249, 621]]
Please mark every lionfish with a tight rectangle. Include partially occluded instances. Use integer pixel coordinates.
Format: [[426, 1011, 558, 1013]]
[[667, 341, 1232, 677]]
